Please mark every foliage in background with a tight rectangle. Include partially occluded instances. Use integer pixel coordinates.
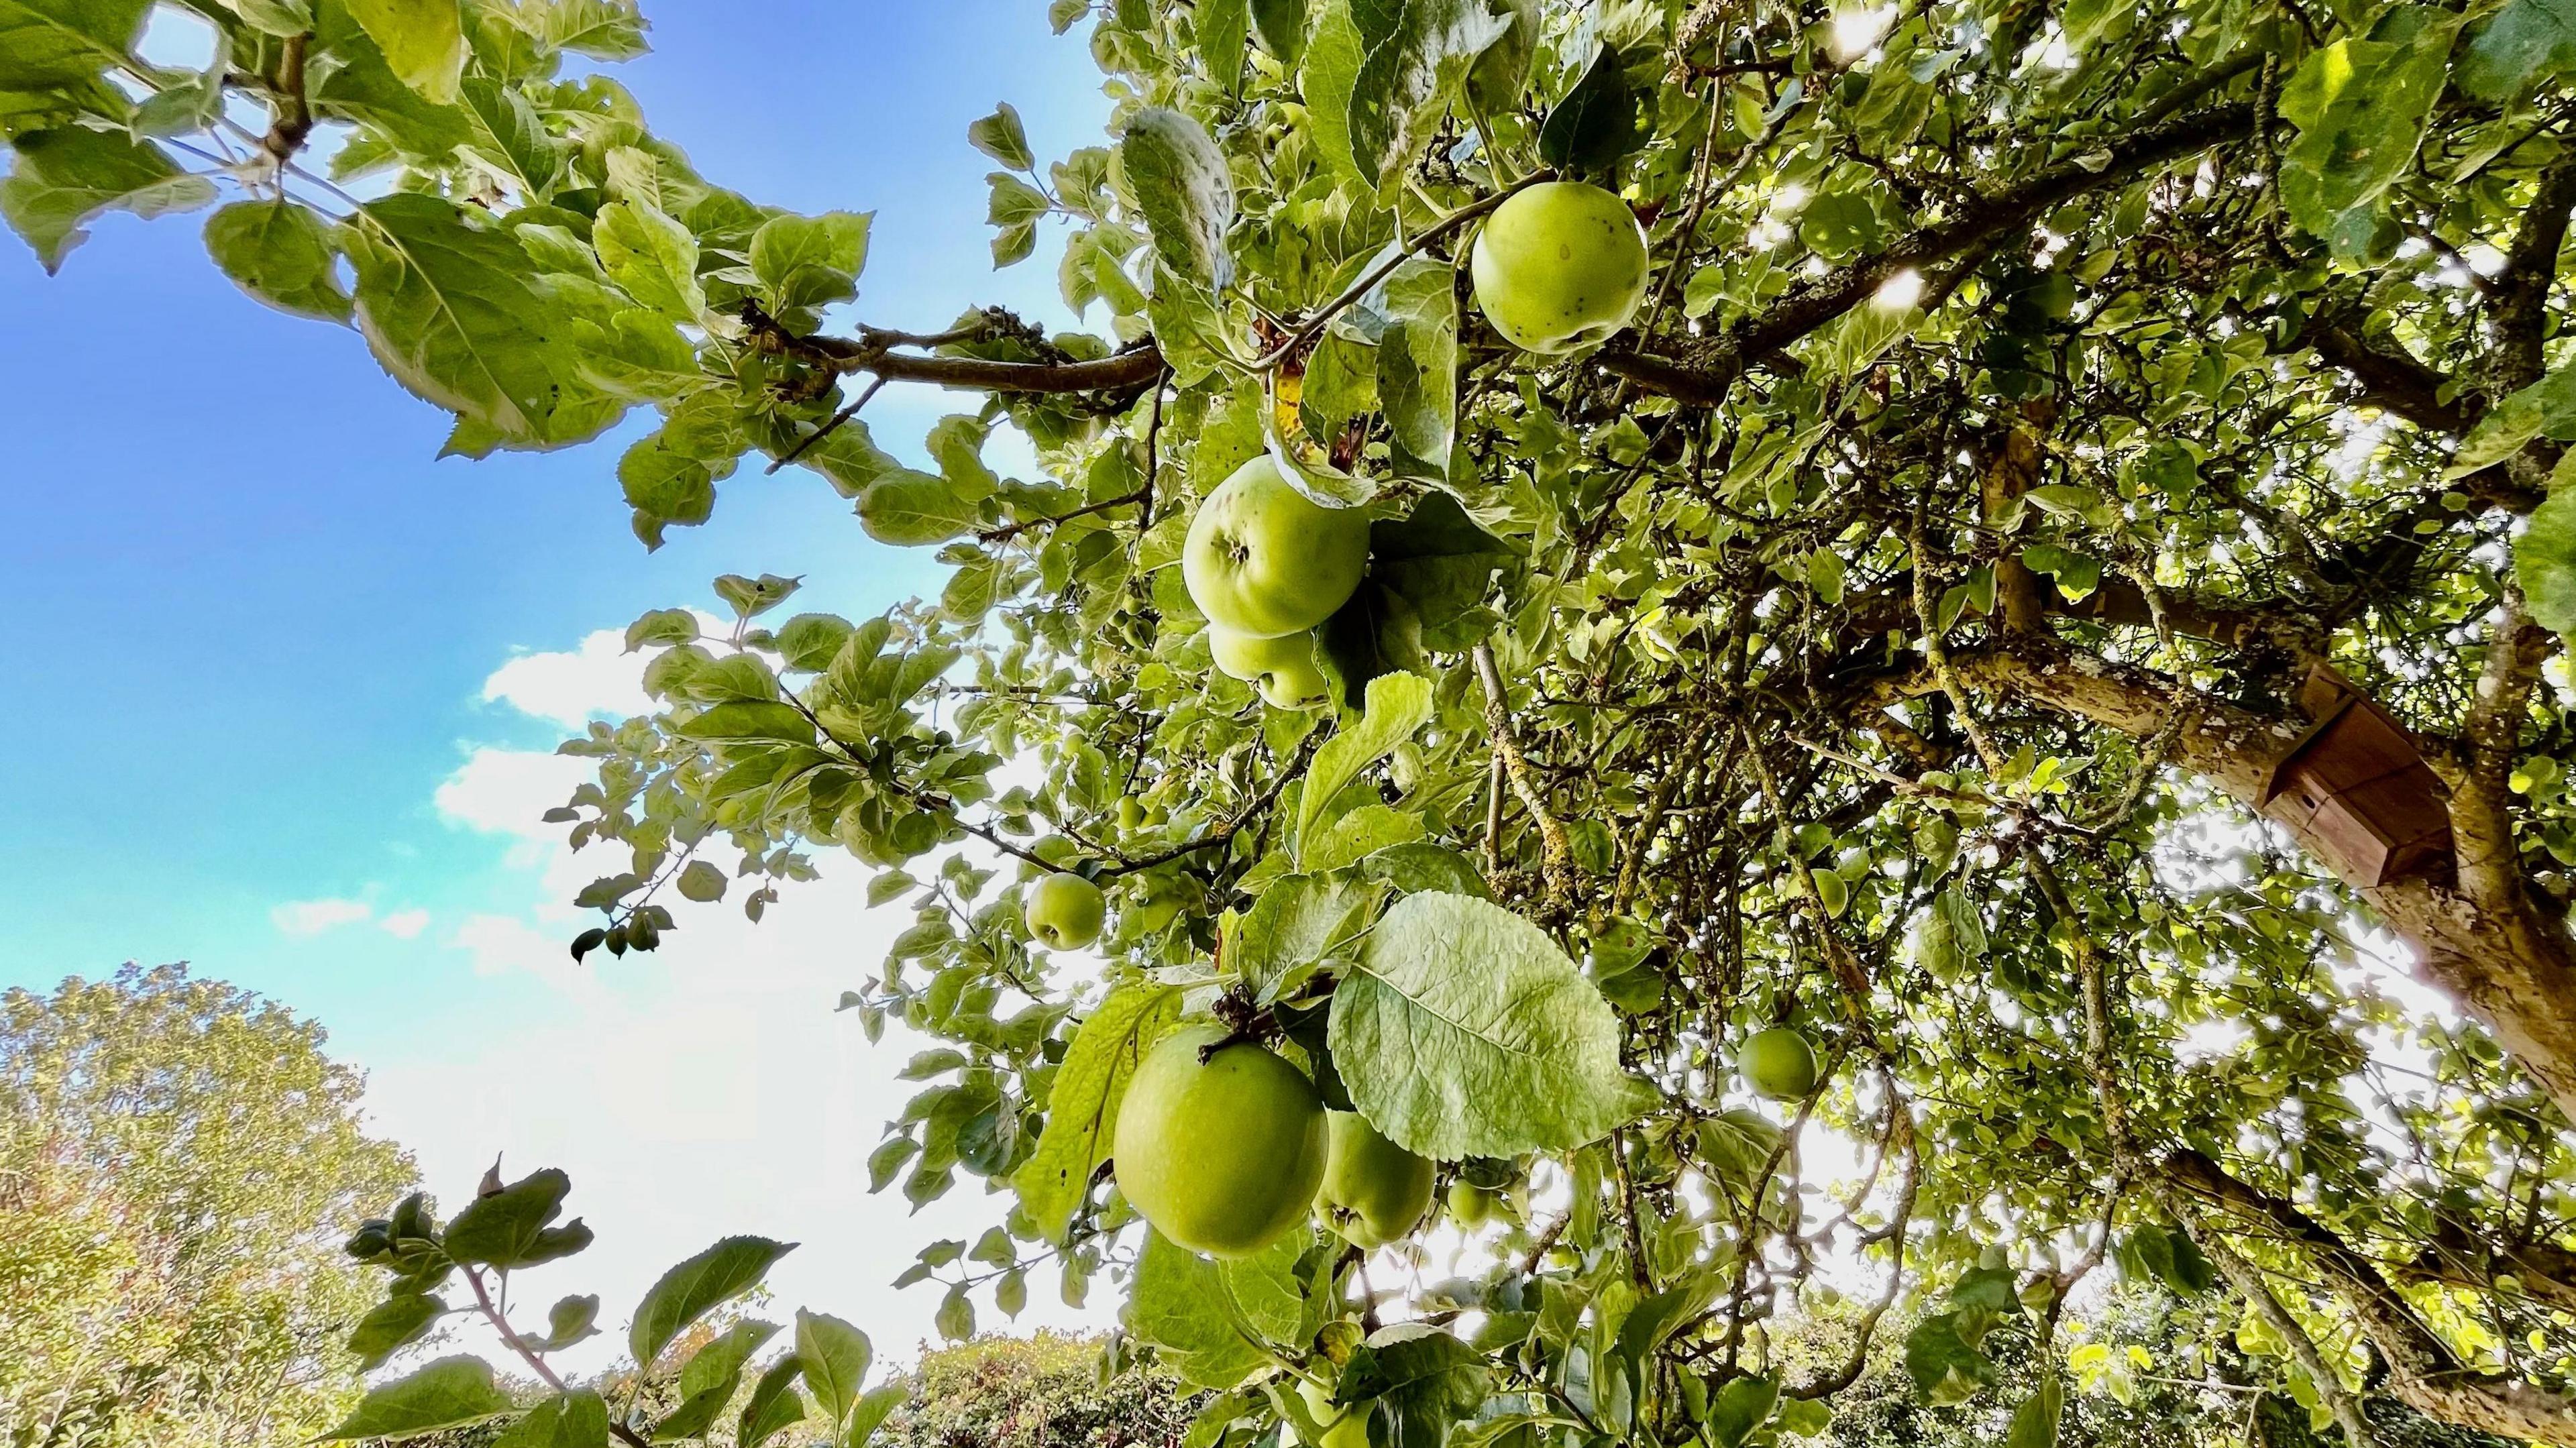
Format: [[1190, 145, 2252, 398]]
[[873, 1332, 1194, 1448], [0, 964, 417, 1448], [21, 0, 2576, 1444]]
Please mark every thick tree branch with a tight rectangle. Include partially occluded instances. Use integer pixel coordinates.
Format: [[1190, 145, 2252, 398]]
[[1595, 101, 2257, 405], [2487, 148, 2576, 399], [2310, 321, 2469, 435], [2167, 1148, 2576, 1444]]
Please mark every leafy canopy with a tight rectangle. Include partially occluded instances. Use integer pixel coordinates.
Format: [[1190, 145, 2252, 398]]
[[21, 0, 2576, 1444]]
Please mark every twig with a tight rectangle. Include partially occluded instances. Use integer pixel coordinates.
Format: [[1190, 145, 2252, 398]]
[[765, 376, 887, 474], [1472, 642, 1578, 909]]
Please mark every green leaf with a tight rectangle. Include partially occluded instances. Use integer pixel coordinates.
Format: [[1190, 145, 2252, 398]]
[[1128, 1230, 1273, 1389], [2459, 0, 2576, 99], [0, 0, 150, 91], [935, 1284, 975, 1341], [675, 701, 814, 743], [2453, 362, 2576, 476], [2006, 1374, 2063, 1448], [794, 1309, 872, 1429], [626, 608, 699, 651], [203, 201, 350, 322], [846, 1383, 906, 1448], [1297, 671, 1433, 858], [629, 1236, 796, 1372], [1120, 107, 1234, 291], [969, 101, 1034, 170], [1902, 1311, 1998, 1406], [1707, 1372, 1780, 1448], [532, 0, 648, 60], [1012, 982, 1182, 1242], [528, 1294, 601, 1352], [1216, 1228, 1311, 1347], [318, 1357, 517, 1441], [1252, 0, 1307, 64], [347, 1291, 445, 1370], [596, 198, 704, 321], [1346, 0, 1511, 190], [737, 1357, 806, 1448], [443, 1168, 592, 1268], [344, 0, 468, 104], [2, 127, 212, 273], [654, 1320, 778, 1441], [1341, 1325, 1492, 1447], [1368, 492, 1515, 649], [858, 469, 977, 547], [1332, 891, 1656, 1158], [1235, 873, 1387, 1003], [461, 80, 564, 199], [1197, 0, 1250, 90], [1536, 43, 1641, 175], [345, 193, 610, 447], [750, 211, 871, 314], [1375, 259, 1457, 482], [491, 1391, 610, 1448], [1463, 0, 1537, 115], [1299, 0, 1365, 181], [676, 859, 728, 902], [2276, 9, 2463, 241]]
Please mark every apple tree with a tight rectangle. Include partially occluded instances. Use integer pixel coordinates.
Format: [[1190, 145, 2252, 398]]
[[18, 0, 2576, 1443]]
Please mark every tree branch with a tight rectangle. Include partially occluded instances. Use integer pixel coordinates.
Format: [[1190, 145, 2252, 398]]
[[1474, 642, 1578, 911], [2486, 146, 2576, 399]]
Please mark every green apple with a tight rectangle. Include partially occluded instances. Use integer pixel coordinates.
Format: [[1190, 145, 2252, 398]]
[[1209, 624, 1332, 710], [1182, 455, 1370, 638], [1113, 1024, 1326, 1258], [1322, 1111, 1436, 1245], [1738, 1026, 1820, 1103], [1024, 871, 1106, 951], [1447, 1178, 1496, 1227], [1470, 181, 1651, 353], [1293, 1378, 1371, 1448]]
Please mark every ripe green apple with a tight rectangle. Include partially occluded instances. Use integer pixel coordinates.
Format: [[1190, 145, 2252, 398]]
[[1738, 1026, 1820, 1102], [1470, 181, 1651, 353], [1024, 871, 1106, 951], [1181, 455, 1370, 638], [1113, 1024, 1326, 1258], [1293, 1378, 1371, 1448], [1209, 624, 1332, 710], [1322, 1111, 1436, 1245]]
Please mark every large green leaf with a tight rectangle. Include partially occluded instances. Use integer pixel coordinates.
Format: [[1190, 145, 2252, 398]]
[[1346, 0, 1510, 190], [1368, 492, 1515, 649], [2458, 0, 2576, 100], [629, 1235, 796, 1372], [1375, 258, 1456, 482], [857, 468, 977, 547], [1012, 981, 1181, 1242], [2005, 1374, 2063, 1448], [0, 0, 150, 91], [2451, 362, 2576, 476], [2276, 8, 2462, 241], [492, 1391, 609, 1448], [204, 201, 352, 322], [653, 1319, 777, 1441], [1536, 42, 1641, 175], [1296, 671, 1433, 858], [1902, 1311, 1997, 1406], [2516, 486, 2576, 637], [442, 1166, 592, 1268], [1234, 873, 1386, 1003], [1299, 0, 1366, 181], [1339, 1325, 1491, 1447], [749, 210, 870, 315], [794, 1309, 872, 1429], [345, 0, 468, 103], [1331, 891, 1655, 1158], [318, 1356, 517, 1441], [1128, 1229, 1275, 1389], [737, 1357, 806, 1448], [344, 192, 608, 446], [1, 127, 211, 273], [595, 197, 704, 321], [346, 1291, 446, 1370], [1120, 107, 1234, 291]]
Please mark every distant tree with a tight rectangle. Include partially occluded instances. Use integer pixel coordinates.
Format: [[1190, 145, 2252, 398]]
[[0, 964, 417, 1448], [875, 1333, 1197, 1448]]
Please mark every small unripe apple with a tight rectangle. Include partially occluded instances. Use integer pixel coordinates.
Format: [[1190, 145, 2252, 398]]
[[1209, 625, 1332, 710], [1113, 1025, 1326, 1258], [1024, 871, 1106, 951], [1321, 1110, 1436, 1244], [1738, 1026, 1820, 1102], [1447, 1178, 1496, 1227], [1182, 455, 1370, 638], [1470, 181, 1651, 353]]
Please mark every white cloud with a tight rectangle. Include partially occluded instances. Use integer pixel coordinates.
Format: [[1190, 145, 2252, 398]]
[[378, 908, 431, 940], [354, 634, 1120, 1375], [480, 627, 655, 728], [272, 897, 372, 936]]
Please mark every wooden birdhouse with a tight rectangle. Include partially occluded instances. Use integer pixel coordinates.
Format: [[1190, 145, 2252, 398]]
[[2258, 666, 2452, 889]]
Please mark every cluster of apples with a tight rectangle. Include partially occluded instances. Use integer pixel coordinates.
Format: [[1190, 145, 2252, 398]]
[[1179, 182, 1652, 711], [1112, 1023, 1446, 1260]]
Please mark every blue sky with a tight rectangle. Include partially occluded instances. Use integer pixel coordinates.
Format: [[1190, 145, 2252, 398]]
[[0, 2, 1123, 1366]]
